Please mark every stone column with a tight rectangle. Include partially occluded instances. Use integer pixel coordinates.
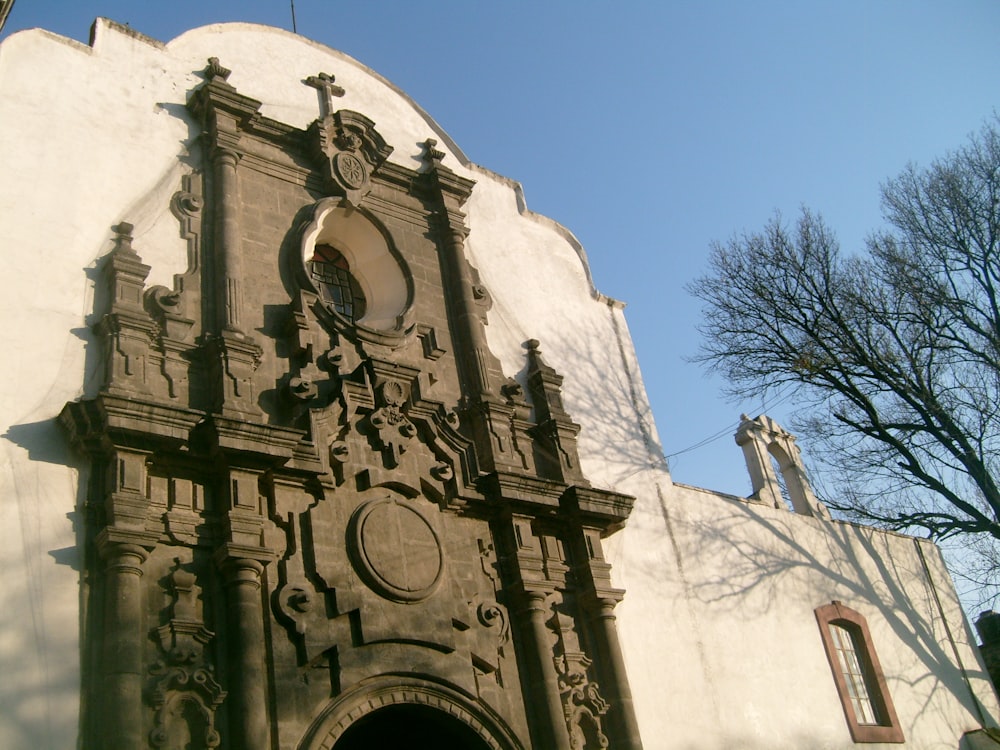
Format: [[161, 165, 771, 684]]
[[219, 556, 270, 750], [518, 591, 572, 750], [440, 226, 494, 397], [588, 598, 644, 750], [98, 541, 149, 750], [212, 147, 245, 333]]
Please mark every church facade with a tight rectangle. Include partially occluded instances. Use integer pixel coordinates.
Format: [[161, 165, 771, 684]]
[[1, 19, 998, 749]]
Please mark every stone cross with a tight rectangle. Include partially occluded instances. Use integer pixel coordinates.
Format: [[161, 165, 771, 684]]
[[305, 72, 345, 118]]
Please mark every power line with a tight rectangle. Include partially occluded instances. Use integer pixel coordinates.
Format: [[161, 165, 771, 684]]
[[664, 386, 796, 459]]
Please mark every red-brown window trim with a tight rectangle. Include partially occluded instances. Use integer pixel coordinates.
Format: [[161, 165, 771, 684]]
[[815, 602, 904, 743]]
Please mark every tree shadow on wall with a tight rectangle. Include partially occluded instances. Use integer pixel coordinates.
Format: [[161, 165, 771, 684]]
[[504, 301, 669, 489], [654, 491, 999, 747], [516, 299, 1000, 742]]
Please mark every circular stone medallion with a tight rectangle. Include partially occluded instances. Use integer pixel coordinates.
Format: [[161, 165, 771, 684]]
[[334, 152, 367, 189], [350, 497, 443, 603]]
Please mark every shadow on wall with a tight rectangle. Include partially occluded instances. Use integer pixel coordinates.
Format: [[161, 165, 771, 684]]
[[646, 490, 1000, 743], [0, 549, 83, 747], [505, 301, 668, 488], [0, 419, 86, 748]]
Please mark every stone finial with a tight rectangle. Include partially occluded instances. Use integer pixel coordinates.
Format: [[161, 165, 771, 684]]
[[204, 57, 232, 82], [422, 138, 446, 168], [113, 221, 137, 255]]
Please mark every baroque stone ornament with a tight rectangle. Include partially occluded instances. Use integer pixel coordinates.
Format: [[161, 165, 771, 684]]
[[477, 599, 511, 647], [333, 151, 366, 189], [149, 564, 226, 750], [366, 379, 417, 468], [348, 496, 444, 603], [308, 109, 392, 205], [275, 580, 316, 635], [556, 655, 610, 750]]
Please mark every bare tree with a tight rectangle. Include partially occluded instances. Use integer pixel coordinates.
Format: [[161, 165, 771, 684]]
[[690, 119, 1000, 551]]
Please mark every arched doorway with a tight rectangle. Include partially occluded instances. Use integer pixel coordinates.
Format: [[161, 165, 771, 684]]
[[332, 704, 492, 750], [297, 676, 524, 750]]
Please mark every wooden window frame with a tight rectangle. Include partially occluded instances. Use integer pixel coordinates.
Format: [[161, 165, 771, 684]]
[[815, 602, 904, 743]]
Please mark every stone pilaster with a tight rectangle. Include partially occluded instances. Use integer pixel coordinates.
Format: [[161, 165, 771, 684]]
[[187, 58, 265, 419], [212, 147, 245, 334], [424, 150, 526, 475]]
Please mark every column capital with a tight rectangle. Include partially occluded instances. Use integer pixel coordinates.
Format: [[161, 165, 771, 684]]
[[211, 145, 243, 168], [590, 596, 621, 619], [214, 545, 272, 585], [96, 528, 155, 567], [512, 585, 557, 614]]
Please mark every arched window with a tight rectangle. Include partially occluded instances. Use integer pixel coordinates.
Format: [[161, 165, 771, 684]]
[[308, 244, 366, 323], [815, 602, 903, 743]]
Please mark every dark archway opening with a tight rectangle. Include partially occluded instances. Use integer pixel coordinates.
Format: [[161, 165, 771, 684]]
[[332, 704, 491, 750]]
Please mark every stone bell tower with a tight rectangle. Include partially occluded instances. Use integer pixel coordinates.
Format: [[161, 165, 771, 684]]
[[61, 57, 641, 750]]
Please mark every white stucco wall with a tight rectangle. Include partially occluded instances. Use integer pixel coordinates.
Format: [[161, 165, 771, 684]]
[[0, 19, 995, 749], [610, 478, 1000, 749]]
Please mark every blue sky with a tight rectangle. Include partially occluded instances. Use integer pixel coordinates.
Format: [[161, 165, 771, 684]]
[[3, 1, 999, 496]]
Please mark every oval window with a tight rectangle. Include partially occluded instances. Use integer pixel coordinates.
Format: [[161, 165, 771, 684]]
[[299, 198, 411, 333]]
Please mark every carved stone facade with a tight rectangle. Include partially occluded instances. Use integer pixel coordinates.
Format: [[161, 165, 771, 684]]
[[59, 57, 640, 750]]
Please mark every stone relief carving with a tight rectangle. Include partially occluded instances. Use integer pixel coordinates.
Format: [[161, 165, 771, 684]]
[[169, 172, 204, 288], [308, 109, 393, 206], [148, 562, 226, 750], [365, 379, 417, 468], [60, 63, 642, 749], [275, 580, 316, 636], [477, 598, 511, 647], [556, 654, 610, 750]]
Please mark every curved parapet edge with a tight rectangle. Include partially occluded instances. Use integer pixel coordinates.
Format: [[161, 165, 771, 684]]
[[466, 162, 622, 308]]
